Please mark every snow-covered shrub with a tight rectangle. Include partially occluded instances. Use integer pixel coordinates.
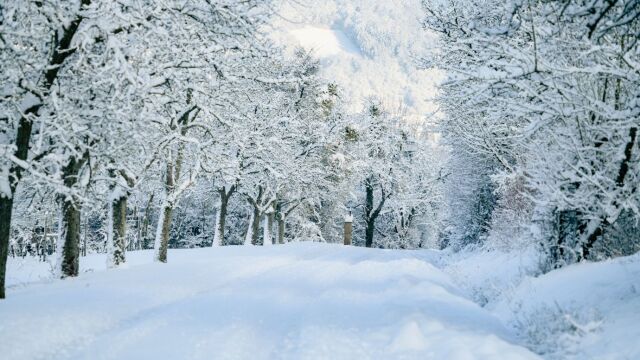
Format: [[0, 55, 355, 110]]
[[443, 244, 542, 306], [511, 303, 602, 359], [486, 172, 534, 252]]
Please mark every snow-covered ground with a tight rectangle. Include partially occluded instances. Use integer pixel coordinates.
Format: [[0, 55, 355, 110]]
[[3, 244, 638, 359], [1, 244, 538, 360]]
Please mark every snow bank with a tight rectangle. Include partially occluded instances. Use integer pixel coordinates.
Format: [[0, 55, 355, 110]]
[[493, 253, 640, 359], [443, 245, 640, 359], [0, 244, 537, 359], [442, 245, 542, 306]]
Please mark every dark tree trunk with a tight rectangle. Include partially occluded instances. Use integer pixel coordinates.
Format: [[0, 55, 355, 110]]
[[244, 186, 265, 245], [553, 209, 579, 267], [58, 154, 87, 278], [363, 176, 388, 248], [0, 196, 14, 299], [59, 196, 81, 278], [278, 217, 285, 244], [141, 194, 154, 249], [364, 179, 375, 248], [111, 195, 127, 266], [365, 218, 375, 248], [214, 185, 236, 246]]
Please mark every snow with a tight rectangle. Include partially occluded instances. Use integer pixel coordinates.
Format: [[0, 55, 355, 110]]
[[0, 165, 11, 199], [443, 246, 640, 359], [271, 0, 442, 120], [289, 27, 363, 58], [19, 92, 40, 112], [1, 243, 538, 359], [492, 253, 640, 359]]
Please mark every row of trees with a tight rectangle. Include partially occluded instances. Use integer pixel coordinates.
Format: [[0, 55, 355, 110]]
[[424, 0, 639, 267], [1, 0, 444, 299]]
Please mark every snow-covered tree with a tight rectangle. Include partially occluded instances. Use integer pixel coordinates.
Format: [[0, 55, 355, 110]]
[[423, 0, 640, 265]]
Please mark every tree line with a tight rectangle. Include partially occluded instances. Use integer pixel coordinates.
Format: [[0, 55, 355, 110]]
[[0, 0, 443, 299]]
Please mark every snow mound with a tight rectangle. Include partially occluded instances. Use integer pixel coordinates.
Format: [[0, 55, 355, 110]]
[[0, 243, 537, 359], [493, 253, 640, 359]]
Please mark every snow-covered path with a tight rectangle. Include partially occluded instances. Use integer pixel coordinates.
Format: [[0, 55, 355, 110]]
[[0, 244, 538, 359]]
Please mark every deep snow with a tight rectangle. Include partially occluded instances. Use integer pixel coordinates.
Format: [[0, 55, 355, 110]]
[[444, 247, 640, 359], [1, 244, 538, 360]]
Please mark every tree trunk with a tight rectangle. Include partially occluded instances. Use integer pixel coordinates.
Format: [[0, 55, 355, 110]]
[[244, 212, 255, 245], [58, 196, 81, 278], [141, 194, 154, 249], [263, 212, 274, 246], [554, 209, 579, 267], [363, 177, 387, 248], [110, 194, 127, 266], [83, 216, 87, 257], [268, 212, 274, 244], [154, 146, 179, 262], [213, 192, 227, 246], [133, 206, 139, 251], [250, 205, 261, 245], [277, 215, 285, 244], [213, 186, 235, 246], [0, 196, 14, 299], [57, 154, 88, 278], [154, 203, 173, 263], [365, 218, 375, 248], [364, 179, 375, 248]]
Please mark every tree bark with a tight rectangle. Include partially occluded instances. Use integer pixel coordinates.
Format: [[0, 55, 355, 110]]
[[213, 185, 235, 246], [365, 218, 375, 248], [213, 193, 227, 246], [364, 179, 375, 248], [244, 212, 255, 245], [277, 216, 285, 244], [554, 209, 578, 267], [110, 194, 127, 266], [0, 197, 13, 299], [57, 153, 88, 278], [141, 194, 154, 249], [244, 186, 266, 245], [363, 176, 388, 248], [155, 204, 173, 263], [59, 196, 81, 278], [582, 126, 637, 259], [250, 204, 261, 245], [263, 210, 274, 246]]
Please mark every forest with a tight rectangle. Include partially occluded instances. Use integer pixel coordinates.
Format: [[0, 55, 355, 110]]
[[0, 0, 638, 359]]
